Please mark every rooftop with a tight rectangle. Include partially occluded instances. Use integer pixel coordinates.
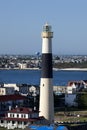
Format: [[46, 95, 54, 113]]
[[0, 94, 26, 102]]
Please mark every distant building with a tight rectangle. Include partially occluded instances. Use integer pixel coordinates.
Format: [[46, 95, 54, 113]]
[[65, 82, 76, 94], [18, 84, 30, 95], [53, 86, 66, 95], [0, 87, 14, 95], [65, 81, 84, 107], [29, 85, 39, 96], [18, 63, 27, 69], [4, 83, 19, 91], [18, 84, 39, 96]]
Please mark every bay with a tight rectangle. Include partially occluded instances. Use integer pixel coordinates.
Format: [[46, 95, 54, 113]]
[[0, 69, 87, 86]]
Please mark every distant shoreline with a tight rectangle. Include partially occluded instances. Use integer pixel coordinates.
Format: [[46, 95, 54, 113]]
[[0, 68, 40, 70], [1, 68, 87, 71], [53, 68, 87, 71]]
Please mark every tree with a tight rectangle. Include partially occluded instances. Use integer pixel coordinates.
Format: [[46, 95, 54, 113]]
[[76, 93, 87, 109]]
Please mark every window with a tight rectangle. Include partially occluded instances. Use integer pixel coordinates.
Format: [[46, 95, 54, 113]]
[[17, 114, 19, 118], [24, 122, 27, 125], [12, 121, 15, 124], [10, 114, 12, 117], [13, 114, 14, 118], [21, 114, 23, 118], [1, 120, 3, 123], [24, 114, 26, 118]]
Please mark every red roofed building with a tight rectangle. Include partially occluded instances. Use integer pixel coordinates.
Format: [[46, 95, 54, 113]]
[[0, 107, 43, 129], [0, 94, 26, 102], [65, 80, 86, 107], [0, 94, 26, 116]]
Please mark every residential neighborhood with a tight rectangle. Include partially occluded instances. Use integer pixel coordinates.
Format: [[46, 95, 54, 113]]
[[0, 55, 87, 129], [0, 80, 87, 129], [0, 55, 87, 69]]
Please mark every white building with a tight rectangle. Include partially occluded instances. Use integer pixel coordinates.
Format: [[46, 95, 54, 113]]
[[29, 85, 39, 96], [65, 80, 87, 107], [65, 82, 76, 94], [18, 63, 27, 69], [65, 81, 77, 107], [0, 107, 42, 129], [4, 83, 19, 91], [53, 86, 66, 95]]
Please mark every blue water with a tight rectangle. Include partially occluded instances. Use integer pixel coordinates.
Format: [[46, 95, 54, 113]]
[[0, 70, 87, 86]]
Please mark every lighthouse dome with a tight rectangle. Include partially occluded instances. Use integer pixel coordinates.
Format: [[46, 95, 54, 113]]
[[43, 23, 52, 32]]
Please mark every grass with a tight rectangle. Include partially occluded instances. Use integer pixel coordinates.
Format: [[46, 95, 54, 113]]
[[0, 128, 6, 130], [55, 110, 87, 122]]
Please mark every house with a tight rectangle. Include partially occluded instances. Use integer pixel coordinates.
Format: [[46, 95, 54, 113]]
[[29, 85, 39, 96], [66, 80, 87, 92], [0, 107, 43, 129], [65, 81, 77, 107], [17, 84, 40, 96], [53, 86, 66, 95], [65, 81, 77, 94], [4, 83, 19, 91], [18, 63, 27, 69], [0, 87, 14, 95], [65, 80, 87, 107], [18, 84, 30, 95], [0, 94, 26, 116]]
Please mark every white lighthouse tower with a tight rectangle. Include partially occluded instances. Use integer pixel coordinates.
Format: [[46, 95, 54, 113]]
[[39, 23, 54, 123]]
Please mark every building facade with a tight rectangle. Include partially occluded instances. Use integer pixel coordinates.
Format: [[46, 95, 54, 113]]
[[0, 107, 42, 129]]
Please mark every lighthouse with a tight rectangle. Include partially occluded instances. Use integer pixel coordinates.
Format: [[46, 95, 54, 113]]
[[39, 23, 54, 123]]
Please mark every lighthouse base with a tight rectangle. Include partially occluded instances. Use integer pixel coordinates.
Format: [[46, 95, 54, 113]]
[[39, 78, 54, 124]]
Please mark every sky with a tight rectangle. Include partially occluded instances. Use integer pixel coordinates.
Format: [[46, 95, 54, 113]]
[[0, 0, 87, 55]]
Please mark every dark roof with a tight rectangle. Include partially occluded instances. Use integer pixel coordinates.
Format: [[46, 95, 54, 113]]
[[68, 81, 84, 86], [83, 80, 87, 83], [7, 107, 39, 114], [0, 94, 26, 102]]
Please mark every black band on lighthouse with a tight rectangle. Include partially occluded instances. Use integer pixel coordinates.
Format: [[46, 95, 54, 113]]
[[41, 53, 53, 78]]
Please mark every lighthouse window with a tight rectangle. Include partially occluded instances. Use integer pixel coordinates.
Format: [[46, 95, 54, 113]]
[[43, 84, 44, 86], [43, 26, 51, 32], [46, 26, 49, 31]]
